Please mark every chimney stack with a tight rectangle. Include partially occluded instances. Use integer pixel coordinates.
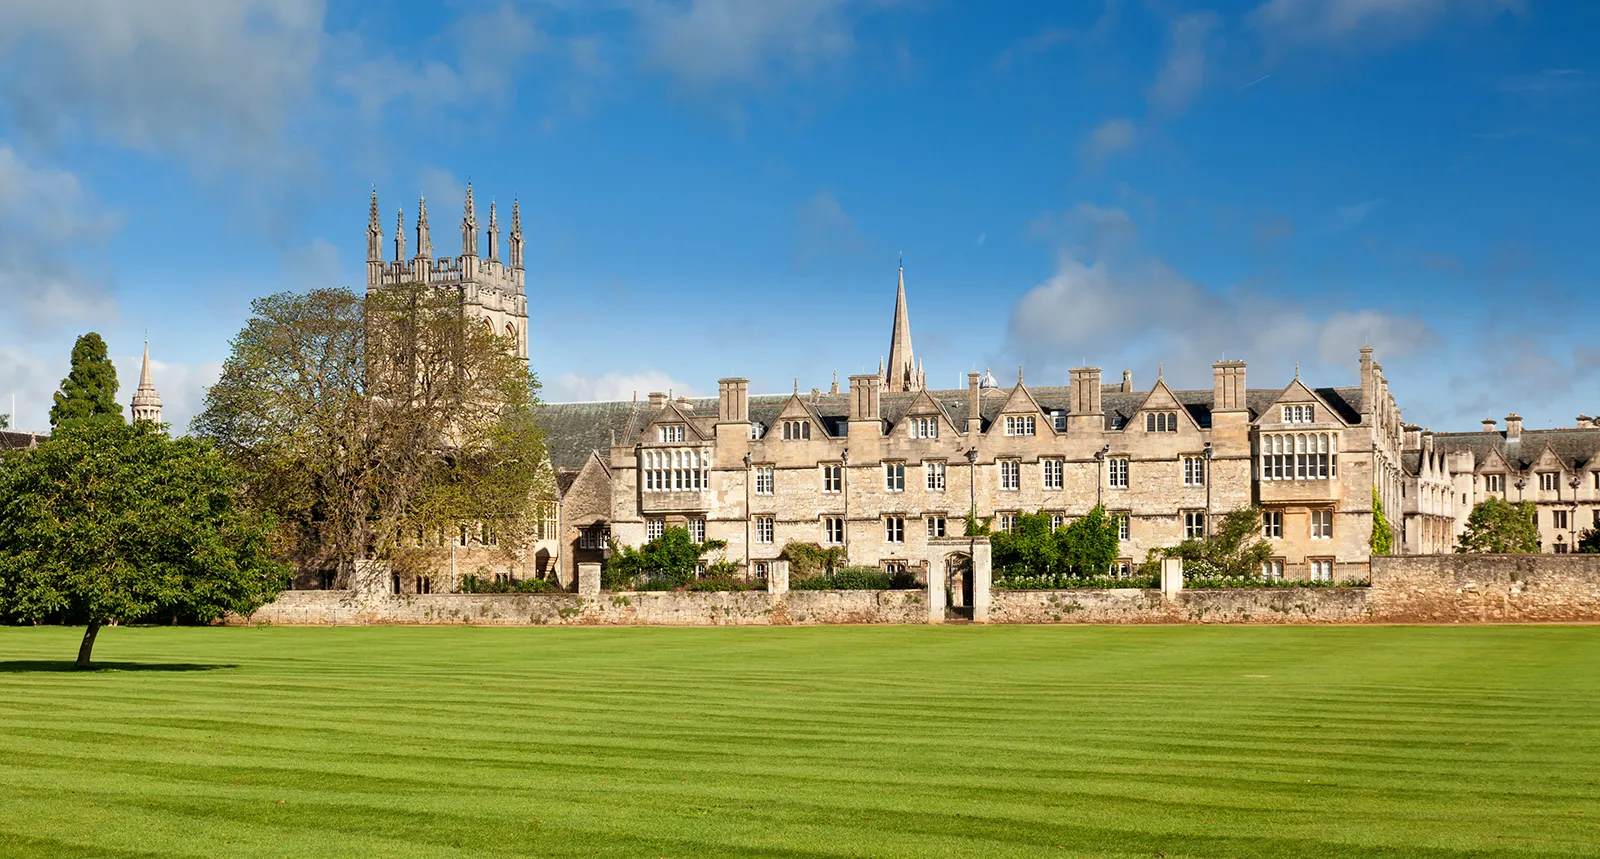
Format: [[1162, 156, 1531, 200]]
[[1211, 360, 1246, 412], [1579, 415, 1594, 429], [717, 379, 748, 423], [1403, 424, 1422, 451], [1481, 418, 1496, 433], [1504, 413, 1522, 443], [648, 391, 668, 410], [849, 374, 881, 422], [1121, 369, 1133, 393], [967, 371, 981, 435], [1070, 367, 1103, 416]]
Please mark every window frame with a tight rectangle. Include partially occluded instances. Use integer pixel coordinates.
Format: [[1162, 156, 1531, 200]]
[[823, 516, 845, 545], [884, 516, 905, 543], [884, 462, 906, 492], [926, 516, 946, 539], [753, 465, 774, 496], [1107, 457, 1129, 489], [1262, 510, 1283, 539], [999, 459, 1021, 491], [821, 463, 842, 493], [926, 460, 947, 491], [755, 516, 775, 544], [1183, 511, 1206, 539], [1042, 458, 1064, 490]]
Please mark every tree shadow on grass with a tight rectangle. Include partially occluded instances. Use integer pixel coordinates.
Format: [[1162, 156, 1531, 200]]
[[0, 661, 237, 673]]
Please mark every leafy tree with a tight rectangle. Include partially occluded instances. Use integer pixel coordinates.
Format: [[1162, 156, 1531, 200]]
[[1058, 505, 1121, 576], [779, 541, 846, 577], [990, 511, 1062, 573], [1574, 528, 1599, 554], [1371, 486, 1394, 555], [193, 285, 549, 581], [603, 527, 728, 590], [0, 420, 288, 667], [1456, 497, 1539, 554], [49, 332, 123, 428], [1168, 506, 1273, 579]]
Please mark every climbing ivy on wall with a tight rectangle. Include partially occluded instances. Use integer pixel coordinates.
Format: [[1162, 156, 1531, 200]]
[[1371, 486, 1395, 555]]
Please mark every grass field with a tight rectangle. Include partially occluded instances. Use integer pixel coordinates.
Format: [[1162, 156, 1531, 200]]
[[0, 625, 1597, 858]]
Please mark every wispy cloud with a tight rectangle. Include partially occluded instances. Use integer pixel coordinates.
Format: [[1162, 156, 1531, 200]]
[[1149, 12, 1220, 114], [638, 0, 863, 88], [1323, 199, 1384, 233], [795, 188, 869, 268], [547, 370, 696, 403], [1079, 118, 1138, 166], [1249, 0, 1520, 48]]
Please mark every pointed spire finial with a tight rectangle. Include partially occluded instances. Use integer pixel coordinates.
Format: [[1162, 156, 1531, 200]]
[[394, 207, 407, 262], [1158, 362, 1164, 381], [131, 338, 162, 425], [367, 187, 384, 263], [487, 199, 500, 262], [461, 184, 479, 257], [1018, 365, 1024, 386], [508, 198, 525, 270], [1294, 362, 1300, 379], [886, 257, 916, 391], [415, 196, 432, 259]]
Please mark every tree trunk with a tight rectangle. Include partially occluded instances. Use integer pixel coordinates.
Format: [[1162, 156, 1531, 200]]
[[75, 621, 102, 670]]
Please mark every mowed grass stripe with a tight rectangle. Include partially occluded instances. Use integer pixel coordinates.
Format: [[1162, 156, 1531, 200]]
[[0, 625, 1596, 858]]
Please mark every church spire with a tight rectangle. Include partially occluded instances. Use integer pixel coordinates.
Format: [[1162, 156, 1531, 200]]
[[461, 184, 478, 257], [366, 188, 383, 263], [130, 339, 163, 426], [508, 199, 524, 270], [486, 200, 499, 262], [394, 208, 407, 262], [415, 196, 432, 260], [885, 257, 919, 392]]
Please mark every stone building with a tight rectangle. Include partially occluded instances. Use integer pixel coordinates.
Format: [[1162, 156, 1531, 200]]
[[130, 340, 162, 425], [1398, 415, 1600, 555], [535, 268, 1415, 586]]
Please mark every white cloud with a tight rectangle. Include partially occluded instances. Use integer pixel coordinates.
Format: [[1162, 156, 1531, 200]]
[[1323, 198, 1384, 233], [1080, 118, 1138, 166], [1249, 0, 1519, 47], [1006, 251, 1435, 390], [0, 0, 323, 172], [546, 370, 696, 403], [795, 188, 869, 268], [0, 147, 119, 331], [638, 0, 860, 87], [1149, 12, 1219, 114]]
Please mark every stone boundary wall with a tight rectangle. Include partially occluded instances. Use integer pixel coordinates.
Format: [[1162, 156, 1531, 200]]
[[236, 589, 928, 627], [1370, 554, 1600, 623], [237, 556, 1600, 626], [989, 588, 1372, 624]]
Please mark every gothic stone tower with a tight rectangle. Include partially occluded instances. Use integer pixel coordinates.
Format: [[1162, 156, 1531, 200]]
[[366, 185, 530, 360], [883, 260, 924, 392]]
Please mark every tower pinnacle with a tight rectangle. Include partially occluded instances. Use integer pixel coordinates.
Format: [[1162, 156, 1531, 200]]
[[394, 208, 406, 262], [130, 339, 162, 425], [508, 199, 524, 271], [884, 259, 920, 392], [415, 196, 432, 260], [461, 184, 478, 257], [366, 188, 383, 263], [487, 200, 499, 262]]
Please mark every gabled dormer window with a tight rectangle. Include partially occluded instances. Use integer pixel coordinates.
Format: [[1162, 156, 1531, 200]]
[[1145, 412, 1178, 432], [658, 424, 685, 443], [1004, 415, 1036, 436], [782, 420, 811, 440], [1282, 405, 1313, 424], [910, 416, 938, 439]]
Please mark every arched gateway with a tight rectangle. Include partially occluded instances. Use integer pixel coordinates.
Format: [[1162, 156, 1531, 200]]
[[925, 536, 991, 623]]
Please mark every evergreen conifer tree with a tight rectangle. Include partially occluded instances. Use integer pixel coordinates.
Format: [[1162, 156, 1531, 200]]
[[49, 333, 123, 428]]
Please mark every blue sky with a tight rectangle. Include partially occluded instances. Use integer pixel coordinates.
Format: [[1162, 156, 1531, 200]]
[[1, 0, 1595, 434]]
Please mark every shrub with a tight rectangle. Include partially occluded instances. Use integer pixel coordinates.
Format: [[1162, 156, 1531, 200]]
[[993, 572, 1159, 590], [779, 541, 846, 576], [1456, 497, 1539, 554], [791, 565, 918, 590], [458, 575, 561, 594], [685, 574, 760, 592], [988, 505, 1121, 577], [603, 526, 728, 590]]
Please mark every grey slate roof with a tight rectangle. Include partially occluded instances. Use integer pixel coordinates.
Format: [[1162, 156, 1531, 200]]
[[0, 429, 47, 452], [1430, 428, 1600, 472], [537, 383, 1371, 465]]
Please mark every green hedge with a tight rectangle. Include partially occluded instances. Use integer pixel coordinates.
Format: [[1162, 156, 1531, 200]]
[[994, 573, 1158, 590], [457, 575, 562, 594], [790, 566, 919, 591]]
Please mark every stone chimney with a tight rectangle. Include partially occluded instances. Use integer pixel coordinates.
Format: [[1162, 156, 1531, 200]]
[[849, 374, 881, 421], [675, 395, 694, 413], [1403, 424, 1422, 451], [717, 378, 748, 423], [1121, 369, 1133, 393], [1579, 415, 1594, 429], [1481, 418, 1496, 433], [1070, 367, 1103, 416], [1211, 360, 1246, 412], [648, 391, 668, 410], [1504, 413, 1522, 443], [967, 371, 982, 435]]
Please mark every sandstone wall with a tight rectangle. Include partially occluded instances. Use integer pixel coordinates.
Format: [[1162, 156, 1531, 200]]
[[239, 588, 928, 626], [989, 588, 1372, 624], [1370, 554, 1600, 623]]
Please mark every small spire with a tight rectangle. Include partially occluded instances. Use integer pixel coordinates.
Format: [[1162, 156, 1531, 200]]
[[1294, 362, 1300, 380], [487, 200, 500, 262], [394, 208, 407, 262], [793, 377, 799, 395], [508, 199, 525, 270], [366, 187, 383, 263], [130, 338, 162, 425], [461, 184, 478, 257], [831, 369, 839, 395], [415, 196, 432, 259], [1158, 362, 1164, 381]]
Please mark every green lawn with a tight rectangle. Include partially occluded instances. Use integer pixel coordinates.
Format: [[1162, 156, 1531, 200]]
[[0, 626, 1597, 858]]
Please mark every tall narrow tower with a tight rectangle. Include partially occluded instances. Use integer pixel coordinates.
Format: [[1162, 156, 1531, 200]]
[[884, 259, 922, 392], [130, 340, 162, 425]]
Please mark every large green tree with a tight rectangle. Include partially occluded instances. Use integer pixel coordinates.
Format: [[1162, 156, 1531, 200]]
[[0, 420, 288, 667], [1456, 497, 1540, 554], [1167, 506, 1274, 579], [192, 285, 548, 581], [988, 505, 1120, 577], [603, 527, 728, 590], [50, 332, 123, 428], [1578, 528, 1600, 554]]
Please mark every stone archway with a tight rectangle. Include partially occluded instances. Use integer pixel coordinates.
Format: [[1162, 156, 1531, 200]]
[[926, 536, 992, 624]]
